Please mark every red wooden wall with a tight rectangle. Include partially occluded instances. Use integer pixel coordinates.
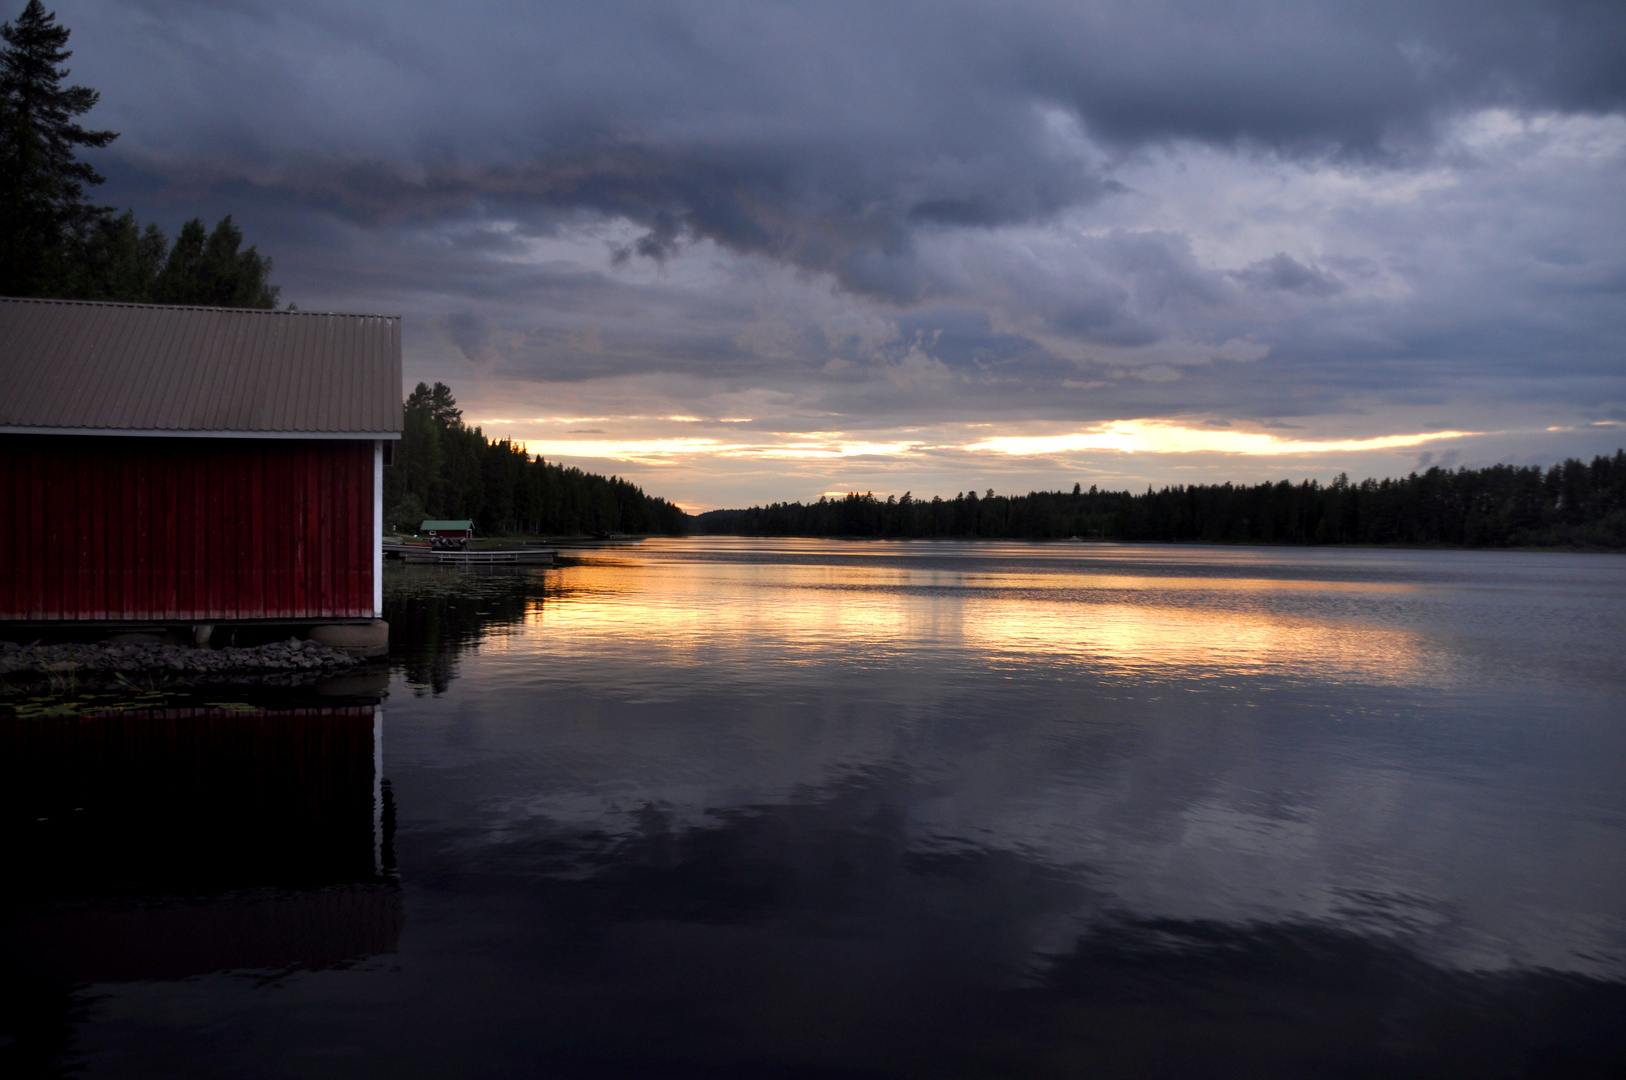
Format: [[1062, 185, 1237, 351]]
[[0, 436, 374, 621]]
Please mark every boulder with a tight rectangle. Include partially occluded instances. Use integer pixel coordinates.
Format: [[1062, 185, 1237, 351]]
[[307, 621, 390, 659]]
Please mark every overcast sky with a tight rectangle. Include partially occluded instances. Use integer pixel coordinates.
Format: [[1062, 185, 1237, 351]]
[[52, 0, 1626, 507]]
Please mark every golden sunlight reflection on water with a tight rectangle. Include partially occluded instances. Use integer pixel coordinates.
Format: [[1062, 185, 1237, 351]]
[[522, 541, 1435, 684], [960, 601, 1425, 680]]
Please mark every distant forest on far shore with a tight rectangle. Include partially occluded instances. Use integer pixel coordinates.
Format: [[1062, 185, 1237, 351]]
[[385, 382, 686, 537], [694, 450, 1626, 549]]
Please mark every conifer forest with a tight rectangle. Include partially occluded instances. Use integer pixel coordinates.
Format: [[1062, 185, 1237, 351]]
[[697, 452, 1626, 549], [384, 382, 687, 537]]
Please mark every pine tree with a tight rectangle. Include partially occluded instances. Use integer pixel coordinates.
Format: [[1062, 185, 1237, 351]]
[[408, 381, 464, 428], [194, 214, 278, 308], [0, 0, 117, 296], [73, 208, 166, 301], [0, 4, 282, 306], [153, 215, 280, 308]]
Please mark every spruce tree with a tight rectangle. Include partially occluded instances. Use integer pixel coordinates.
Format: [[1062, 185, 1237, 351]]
[[73, 208, 167, 301], [0, 0, 117, 296], [157, 214, 279, 309], [0, 4, 281, 306]]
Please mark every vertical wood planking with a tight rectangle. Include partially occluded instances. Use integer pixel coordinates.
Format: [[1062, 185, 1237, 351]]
[[248, 451, 265, 619], [73, 450, 90, 617], [210, 447, 227, 618], [37, 445, 55, 619], [319, 442, 332, 616], [0, 442, 13, 616], [345, 442, 361, 615], [0, 437, 374, 621], [89, 448, 106, 619], [267, 450, 286, 617]]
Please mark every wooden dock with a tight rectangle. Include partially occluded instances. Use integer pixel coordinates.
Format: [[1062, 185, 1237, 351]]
[[383, 543, 555, 566]]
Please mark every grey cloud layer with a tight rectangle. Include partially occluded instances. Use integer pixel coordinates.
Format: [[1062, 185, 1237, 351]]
[[64, 0, 1626, 433], [85, 1, 1624, 278]]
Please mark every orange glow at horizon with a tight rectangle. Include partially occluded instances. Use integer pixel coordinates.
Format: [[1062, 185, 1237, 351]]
[[515, 437, 922, 462], [965, 422, 1479, 457], [494, 419, 1479, 465]]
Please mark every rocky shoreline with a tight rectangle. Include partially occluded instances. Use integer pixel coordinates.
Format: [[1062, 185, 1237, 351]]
[[0, 638, 362, 687]]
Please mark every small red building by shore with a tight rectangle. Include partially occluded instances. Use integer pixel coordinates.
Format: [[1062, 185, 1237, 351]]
[[421, 519, 473, 550], [0, 298, 402, 630]]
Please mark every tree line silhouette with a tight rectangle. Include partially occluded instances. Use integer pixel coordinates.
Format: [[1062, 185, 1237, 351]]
[[384, 382, 686, 537], [696, 450, 1626, 549], [1, 3, 279, 306]]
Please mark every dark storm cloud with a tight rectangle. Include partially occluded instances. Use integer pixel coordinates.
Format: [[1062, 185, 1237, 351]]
[[50, 0, 1626, 457], [1234, 254, 1345, 297], [74, 0, 1626, 295], [890, 308, 1053, 372], [1025, 2, 1626, 155]]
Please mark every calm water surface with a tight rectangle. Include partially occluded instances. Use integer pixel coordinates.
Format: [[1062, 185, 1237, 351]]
[[6, 539, 1626, 1077]]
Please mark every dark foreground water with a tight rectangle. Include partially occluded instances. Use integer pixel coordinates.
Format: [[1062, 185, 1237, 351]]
[[4, 539, 1625, 1078]]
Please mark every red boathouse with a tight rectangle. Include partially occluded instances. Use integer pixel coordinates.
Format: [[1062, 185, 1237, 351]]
[[0, 298, 402, 629]]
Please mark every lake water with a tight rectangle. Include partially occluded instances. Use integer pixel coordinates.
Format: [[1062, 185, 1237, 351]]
[[5, 539, 1625, 1077]]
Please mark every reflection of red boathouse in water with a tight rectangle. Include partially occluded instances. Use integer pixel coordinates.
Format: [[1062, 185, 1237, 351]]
[[2, 705, 402, 982], [0, 298, 401, 635]]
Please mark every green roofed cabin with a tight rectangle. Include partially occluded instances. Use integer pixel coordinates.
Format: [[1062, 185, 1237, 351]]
[[422, 520, 473, 550]]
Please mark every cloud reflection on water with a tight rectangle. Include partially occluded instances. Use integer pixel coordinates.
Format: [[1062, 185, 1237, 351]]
[[67, 540, 1592, 1075], [386, 758, 1625, 1079]]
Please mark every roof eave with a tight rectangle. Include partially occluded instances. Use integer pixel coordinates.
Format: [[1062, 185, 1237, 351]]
[[0, 425, 403, 440]]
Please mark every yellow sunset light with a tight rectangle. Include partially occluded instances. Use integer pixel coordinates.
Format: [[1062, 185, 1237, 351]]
[[520, 438, 735, 460], [965, 421, 1478, 457], [513, 420, 1479, 465], [517, 437, 922, 462]]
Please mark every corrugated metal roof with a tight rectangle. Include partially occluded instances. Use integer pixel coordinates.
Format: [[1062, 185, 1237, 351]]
[[0, 297, 403, 436]]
